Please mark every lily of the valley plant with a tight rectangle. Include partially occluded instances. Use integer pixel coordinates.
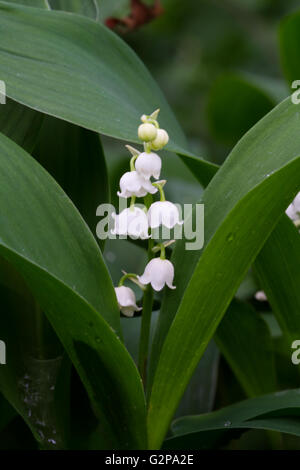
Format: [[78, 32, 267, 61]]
[[1, 0, 300, 452], [113, 110, 182, 381]]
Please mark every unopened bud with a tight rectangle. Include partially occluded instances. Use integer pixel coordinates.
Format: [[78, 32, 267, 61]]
[[138, 123, 157, 142], [151, 129, 169, 150]]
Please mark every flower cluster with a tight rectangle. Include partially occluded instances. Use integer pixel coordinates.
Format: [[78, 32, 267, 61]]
[[113, 110, 181, 316]]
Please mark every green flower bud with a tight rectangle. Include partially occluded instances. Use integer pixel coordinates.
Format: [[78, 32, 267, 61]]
[[151, 129, 169, 150], [138, 123, 157, 142]]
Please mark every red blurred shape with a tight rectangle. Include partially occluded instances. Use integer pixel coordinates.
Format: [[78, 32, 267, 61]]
[[105, 0, 164, 33]]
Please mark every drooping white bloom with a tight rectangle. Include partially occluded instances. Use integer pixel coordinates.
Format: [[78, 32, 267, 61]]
[[151, 129, 169, 150], [148, 201, 183, 229], [111, 207, 149, 239], [286, 192, 300, 222], [114, 286, 141, 317], [135, 152, 162, 180], [138, 258, 176, 291], [117, 171, 157, 198], [138, 123, 157, 142]]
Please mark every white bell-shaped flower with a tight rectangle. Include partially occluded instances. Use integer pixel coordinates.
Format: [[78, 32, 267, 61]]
[[148, 201, 183, 229], [286, 192, 300, 221], [138, 258, 176, 291], [135, 152, 162, 180], [117, 171, 157, 198], [114, 286, 141, 317], [111, 207, 149, 239]]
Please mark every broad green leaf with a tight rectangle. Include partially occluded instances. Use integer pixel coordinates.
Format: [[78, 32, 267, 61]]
[[0, 1, 215, 186], [254, 215, 300, 343], [206, 74, 275, 146], [177, 152, 218, 188], [0, 275, 68, 448], [0, 125, 119, 330], [33, 116, 109, 240], [0, 256, 73, 449], [0, 265, 70, 448], [0, 98, 43, 153], [49, 0, 98, 18], [0, 132, 146, 449], [97, 0, 129, 22], [0, 129, 118, 331], [241, 72, 288, 103], [204, 71, 283, 397], [279, 10, 300, 85], [215, 299, 276, 398], [148, 96, 300, 449], [4, 0, 50, 7], [0, 107, 107, 445], [0, 7, 46, 157], [175, 341, 219, 418], [167, 389, 300, 449]]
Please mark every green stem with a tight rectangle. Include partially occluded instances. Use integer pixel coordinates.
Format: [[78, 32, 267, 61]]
[[144, 142, 152, 153], [130, 195, 136, 209], [138, 195, 154, 387], [138, 275, 153, 387], [160, 243, 166, 259], [146, 118, 159, 128], [130, 155, 138, 171], [118, 273, 138, 287], [153, 181, 166, 201]]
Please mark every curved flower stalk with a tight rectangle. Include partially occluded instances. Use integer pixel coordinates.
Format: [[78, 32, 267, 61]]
[[111, 109, 180, 383]]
